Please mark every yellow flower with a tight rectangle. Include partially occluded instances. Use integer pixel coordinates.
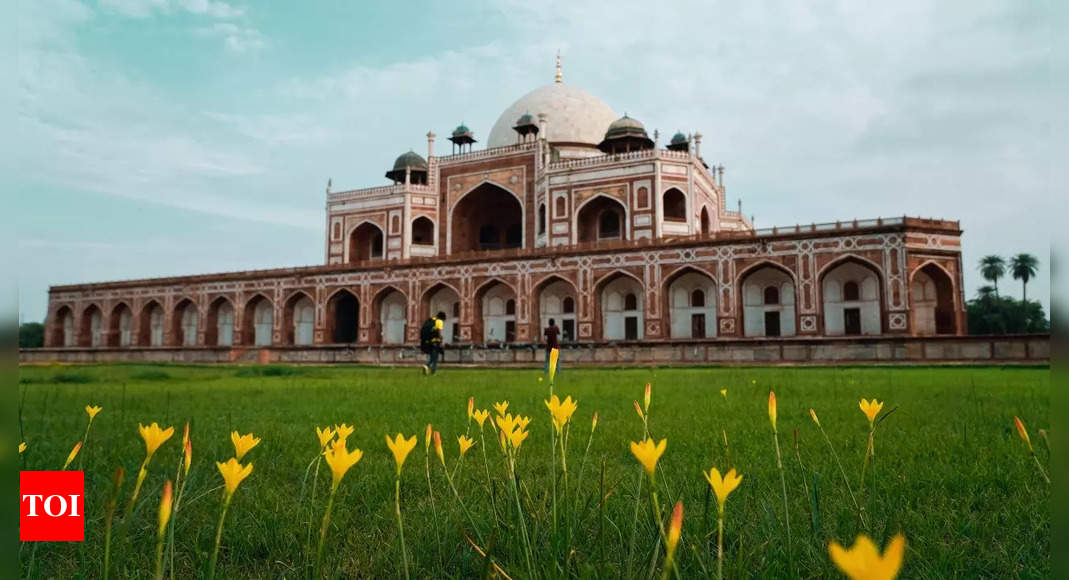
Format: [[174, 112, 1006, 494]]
[[666, 500, 683, 560], [19, 442, 27, 455], [425, 423, 433, 452], [181, 421, 190, 451], [768, 391, 778, 433], [183, 435, 192, 475], [828, 533, 907, 580], [467, 397, 475, 422], [335, 423, 354, 443], [85, 405, 102, 421], [633, 400, 644, 421], [591, 411, 599, 432], [62, 441, 82, 470], [158, 480, 173, 537], [548, 348, 560, 383], [545, 394, 578, 434], [859, 399, 884, 427], [433, 431, 445, 466], [458, 435, 476, 456], [720, 389, 727, 398], [216, 457, 253, 499], [630, 437, 667, 476], [324, 439, 363, 488], [316, 426, 335, 449], [493, 401, 509, 416], [385, 433, 418, 474], [472, 409, 490, 429], [703, 467, 743, 510], [231, 431, 261, 461], [1013, 416, 1032, 451], [506, 428, 530, 450], [138, 422, 175, 459], [810, 408, 821, 427], [644, 382, 652, 413], [496, 413, 521, 434]]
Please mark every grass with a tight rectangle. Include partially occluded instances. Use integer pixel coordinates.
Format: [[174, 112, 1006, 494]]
[[17, 363, 1050, 578]]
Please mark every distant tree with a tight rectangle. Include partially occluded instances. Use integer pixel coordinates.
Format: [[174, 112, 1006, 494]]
[[976, 285, 996, 301], [967, 289, 1048, 335], [978, 255, 1006, 298], [1009, 253, 1039, 303], [19, 322, 44, 348]]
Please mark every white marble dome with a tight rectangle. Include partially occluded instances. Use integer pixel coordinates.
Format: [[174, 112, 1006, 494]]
[[487, 83, 618, 149]]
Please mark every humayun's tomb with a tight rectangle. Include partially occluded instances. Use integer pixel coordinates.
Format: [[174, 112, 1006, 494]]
[[35, 61, 1046, 365]]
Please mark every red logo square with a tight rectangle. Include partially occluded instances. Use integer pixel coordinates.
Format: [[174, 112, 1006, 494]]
[[20, 471, 85, 542]]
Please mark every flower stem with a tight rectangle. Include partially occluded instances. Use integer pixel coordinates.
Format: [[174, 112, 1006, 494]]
[[1032, 452, 1051, 484], [424, 452, 443, 569], [154, 529, 165, 580], [717, 511, 724, 580], [394, 475, 410, 580], [817, 422, 867, 529], [207, 495, 231, 580], [773, 431, 793, 572], [314, 487, 336, 579]]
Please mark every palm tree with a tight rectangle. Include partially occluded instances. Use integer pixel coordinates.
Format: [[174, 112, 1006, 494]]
[[977, 285, 996, 301], [978, 255, 1006, 298], [1010, 253, 1039, 302]]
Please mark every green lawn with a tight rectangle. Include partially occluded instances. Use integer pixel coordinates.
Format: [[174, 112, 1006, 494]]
[[18, 364, 1050, 579]]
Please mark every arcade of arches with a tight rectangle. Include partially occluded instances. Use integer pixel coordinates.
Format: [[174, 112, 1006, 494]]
[[46, 259, 964, 349]]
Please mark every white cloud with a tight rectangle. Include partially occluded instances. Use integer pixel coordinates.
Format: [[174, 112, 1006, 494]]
[[195, 22, 265, 53], [98, 0, 242, 19]]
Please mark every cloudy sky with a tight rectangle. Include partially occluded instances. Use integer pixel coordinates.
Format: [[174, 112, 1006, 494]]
[[13, 0, 1060, 322]]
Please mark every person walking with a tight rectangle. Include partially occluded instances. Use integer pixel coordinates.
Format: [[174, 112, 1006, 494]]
[[420, 311, 446, 375], [543, 318, 560, 378]]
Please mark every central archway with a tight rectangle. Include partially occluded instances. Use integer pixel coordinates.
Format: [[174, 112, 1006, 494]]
[[821, 258, 883, 336], [666, 268, 718, 338], [451, 183, 523, 252], [577, 196, 626, 243], [374, 287, 408, 344], [598, 272, 644, 340], [740, 264, 797, 337], [911, 263, 957, 335], [349, 222, 384, 263], [535, 276, 578, 343]]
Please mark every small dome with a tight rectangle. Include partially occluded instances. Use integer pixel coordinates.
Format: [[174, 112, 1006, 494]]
[[604, 115, 649, 140], [516, 113, 535, 125], [671, 131, 687, 145], [392, 150, 427, 171], [452, 124, 472, 135]]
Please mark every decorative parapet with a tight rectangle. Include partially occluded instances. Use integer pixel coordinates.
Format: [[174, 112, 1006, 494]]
[[327, 183, 434, 202], [434, 142, 537, 166]]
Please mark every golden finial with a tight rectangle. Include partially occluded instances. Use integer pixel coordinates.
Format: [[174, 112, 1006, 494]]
[[555, 51, 562, 84]]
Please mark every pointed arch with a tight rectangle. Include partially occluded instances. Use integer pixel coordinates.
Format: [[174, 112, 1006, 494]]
[[699, 205, 711, 235], [422, 282, 461, 344], [738, 262, 798, 337], [242, 293, 274, 346], [325, 288, 360, 343], [411, 216, 435, 247], [662, 187, 687, 221], [281, 290, 316, 345], [575, 193, 629, 243], [108, 301, 134, 347], [450, 182, 524, 254], [533, 274, 579, 343], [79, 303, 103, 347], [348, 221, 385, 263], [372, 285, 408, 344], [205, 296, 235, 346], [52, 305, 75, 347], [910, 261, 958, 335], [818, 255, 885, 336], [594, 270, 645, 340], [139, 299, 165, 346], [172, 297, 199, 346], [662, 266, 718, 338], [474, 278, 517, 343]]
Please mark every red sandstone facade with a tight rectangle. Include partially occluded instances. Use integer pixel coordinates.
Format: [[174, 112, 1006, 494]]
[[43, 74, 967, 351]]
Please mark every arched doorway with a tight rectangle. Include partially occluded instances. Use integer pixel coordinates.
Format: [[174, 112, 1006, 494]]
[[599, 273, 644, 340], [375, 288, 407, 344], [663, 188, 686, 221], [740, 265, 797, 337], [283, 293, 316, 345], [424, 284, 460, 344], [79, 304, 102, 347], [411, 217, 435, 247], [451, 183, 523, 252], [326, 289, 359, 343], [577, 196, 626, 242], [821, 259, 882, 336], [349, 222, 384, 263], [699, 207, 711, 235], [205, 297, 235, 346], [479, 281, 516, 343], [911, 264, 957, 335], [109, 303, 133, 347], [537, 278, 578, 343], [243, 295, 274, 346], [139, 301, 165, 346], [173, 299, 198, 346], [52, 306, 74, 347], [667, 270, 718, 338]]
